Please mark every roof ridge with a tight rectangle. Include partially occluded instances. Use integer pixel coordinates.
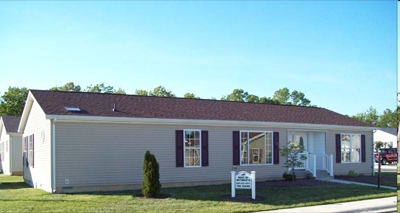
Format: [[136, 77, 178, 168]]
[[29, 89, 323, 109]]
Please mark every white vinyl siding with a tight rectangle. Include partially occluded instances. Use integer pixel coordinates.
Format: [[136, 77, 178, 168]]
[[55, 122, 288, 189], [22, 100, 52, 192]]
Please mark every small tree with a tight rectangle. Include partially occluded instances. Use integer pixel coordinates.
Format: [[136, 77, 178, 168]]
[[142, 150, 161, 198], [280, 142, 307, 183]]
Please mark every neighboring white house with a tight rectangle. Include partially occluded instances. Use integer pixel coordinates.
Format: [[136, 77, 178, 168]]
[[0, 116, 23, 175], [374, 128, 397, 149], [18, 90, 375, 193]]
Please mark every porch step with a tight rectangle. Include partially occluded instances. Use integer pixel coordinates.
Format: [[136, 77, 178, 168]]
[[315, 170, 334, 181]]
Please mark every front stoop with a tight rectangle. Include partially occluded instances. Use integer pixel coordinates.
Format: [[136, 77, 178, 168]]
[[314, 170, 334, 181]]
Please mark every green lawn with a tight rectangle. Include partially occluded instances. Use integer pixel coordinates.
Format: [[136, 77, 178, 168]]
[[0, 175, 396, 213]]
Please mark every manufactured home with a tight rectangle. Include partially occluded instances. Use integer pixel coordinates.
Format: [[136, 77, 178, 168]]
[[19, 90, 375, 193], [0, 116, 23, 175]]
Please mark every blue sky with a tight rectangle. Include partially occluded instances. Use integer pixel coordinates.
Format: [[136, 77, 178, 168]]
[[0, 1, 397, 116]]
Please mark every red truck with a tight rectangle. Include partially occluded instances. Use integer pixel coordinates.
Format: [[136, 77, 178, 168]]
[[374, 148, 398, 165]]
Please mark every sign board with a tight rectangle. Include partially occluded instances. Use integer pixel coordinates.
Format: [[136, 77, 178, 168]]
[[235, 171, 252, 189], [231, 171, 256, 199]]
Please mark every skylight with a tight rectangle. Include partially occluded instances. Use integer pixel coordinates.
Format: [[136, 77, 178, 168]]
[[65, 107, 81, 112]]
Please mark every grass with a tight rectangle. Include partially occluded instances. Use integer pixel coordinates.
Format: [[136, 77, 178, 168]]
[[398, 173, 400, 211], [375, 171, 397, 187], [0, 175, 396, 213]]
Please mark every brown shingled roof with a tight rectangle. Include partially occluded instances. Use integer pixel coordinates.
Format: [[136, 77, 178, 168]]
[[30, 90, 373, 127], [1, 116, 21, 133]]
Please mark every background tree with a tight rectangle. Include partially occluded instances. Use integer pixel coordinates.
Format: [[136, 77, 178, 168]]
[[259, 96, 280, 104], [376, 108, 398, 128], [273, 87, 311, 106], [50, 82, 125, 94], [148, 86, 175, 97], [49, 82, 81, 92], [85, 83, 126, 94], [221, 89, 260, 103], [0, 87, 29, 116], [142, 150, 161, 198], [247, 94, 260, 103], [350, 106, 396, 127], [183, 92, 198, 99], [273, 87, 290, 104], [290, 90, 311, 106], [221, 89, 249, 102], [280, 143, 307, 183], [135, 89, 149, 96]]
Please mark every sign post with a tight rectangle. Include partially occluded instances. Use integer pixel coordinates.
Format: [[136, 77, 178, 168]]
[[231, 171, 256, 200]]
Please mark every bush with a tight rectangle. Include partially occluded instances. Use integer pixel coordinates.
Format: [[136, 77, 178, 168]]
[[283, 171, 296, 181], [142, 150, 162, 198], [348, 170, 358, 177]]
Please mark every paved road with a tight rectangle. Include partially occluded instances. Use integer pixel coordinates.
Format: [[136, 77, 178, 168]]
[[374, 163, 397, 172]]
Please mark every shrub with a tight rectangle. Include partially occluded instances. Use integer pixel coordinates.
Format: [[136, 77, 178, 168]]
[[142, 150, 162, 198], [348, 170, 358, 177], [305, 173, 312, 179], [280, 142, 306, 182], [282, 171, 296, 181]]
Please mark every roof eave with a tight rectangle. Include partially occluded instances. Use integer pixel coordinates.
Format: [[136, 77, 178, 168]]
[[18, 91, 36, 133], [45, 114, 376, 132]]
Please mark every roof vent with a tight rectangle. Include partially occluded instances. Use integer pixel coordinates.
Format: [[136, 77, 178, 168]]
[[113, 103, 117, 112], [65, 107, 81, 112]]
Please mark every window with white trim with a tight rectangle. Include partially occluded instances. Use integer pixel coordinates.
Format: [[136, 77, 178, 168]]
[[341, 134, 361, 163], [184, 130, 201, 167], [28, 135, 34, 167], [240, 131, 273, 165]]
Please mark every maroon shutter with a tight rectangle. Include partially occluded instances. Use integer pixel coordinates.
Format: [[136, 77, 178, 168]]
[[336, 134, 341, 163], [233, 131, 240, 165], [201, 131, 209, 167], [176, 130, 184, 167], [32, 134, 35, 168], [361, 135, 366, 162], [273, 132, 279, 164]]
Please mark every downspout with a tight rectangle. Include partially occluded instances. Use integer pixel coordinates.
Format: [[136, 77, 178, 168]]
[[9, 137, 12, 175], [372, 130, 376, 176], [51, 118, 57, 193]]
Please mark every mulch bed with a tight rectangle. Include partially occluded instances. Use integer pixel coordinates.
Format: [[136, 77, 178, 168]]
[[134, 194, 172, 199], [256, 178, 339, 187]]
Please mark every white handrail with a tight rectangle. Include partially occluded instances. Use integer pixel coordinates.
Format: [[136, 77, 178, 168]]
[[307, 153, 316, 177], [323, 153, 334, 176], [313, 154, 316, 177]]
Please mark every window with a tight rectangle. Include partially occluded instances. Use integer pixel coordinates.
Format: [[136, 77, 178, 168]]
[[23, 134, 34, 167], [184, 130, 201, 167], [28, 135, 34, 167], [23, 137, 27, 167], [175, 130, 208, 168], [341, 134, 361, 163], [240, 131, 273, 165]]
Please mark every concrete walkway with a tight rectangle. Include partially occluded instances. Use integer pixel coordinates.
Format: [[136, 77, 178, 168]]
[[324, 178, 397, 190], [257, 179, 397, 213], [262, 196, 397, 213]]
